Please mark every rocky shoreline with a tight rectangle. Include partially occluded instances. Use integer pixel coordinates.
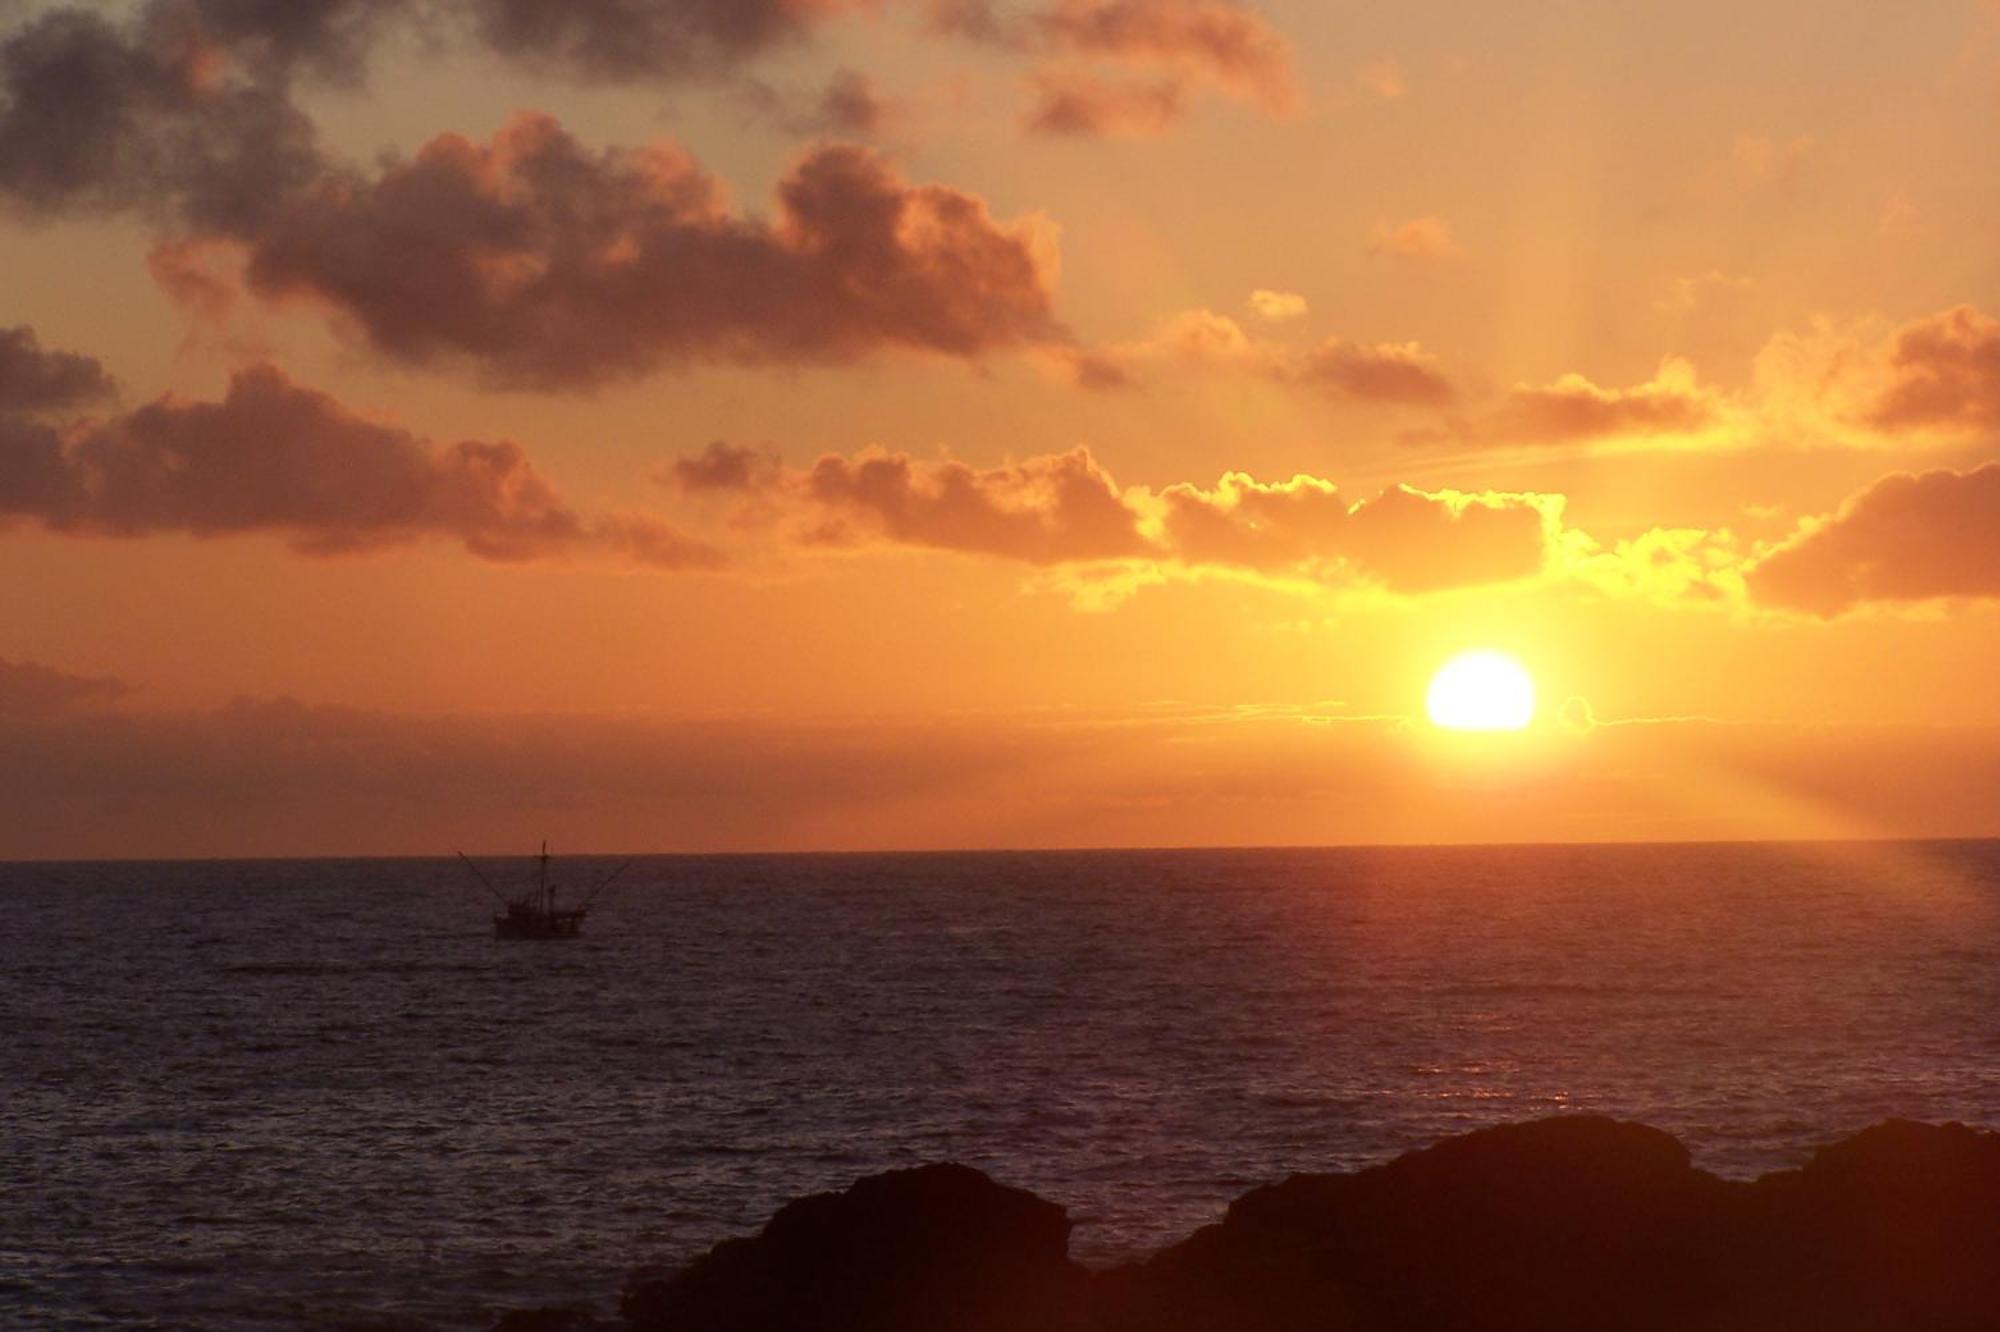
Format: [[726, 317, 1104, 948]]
[[499, 1116, 2000, 1331]]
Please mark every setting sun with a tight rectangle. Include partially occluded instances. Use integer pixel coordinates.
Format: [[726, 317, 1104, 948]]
[[1426, 651, 1537, 732]]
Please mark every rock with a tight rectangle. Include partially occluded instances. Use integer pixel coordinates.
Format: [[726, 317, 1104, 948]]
[[1746, 1119, 2000, 1330], [622, 1162, 1092, 1332], [490, 1306, 598, 1332], [1099, 1116, 1742, 1332]]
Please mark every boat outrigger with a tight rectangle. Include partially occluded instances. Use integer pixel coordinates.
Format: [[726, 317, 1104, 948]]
[[456, 842, 631, 940]]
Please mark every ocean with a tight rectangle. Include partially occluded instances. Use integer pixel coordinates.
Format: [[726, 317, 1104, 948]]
[[4, 841, 1998, 1329]]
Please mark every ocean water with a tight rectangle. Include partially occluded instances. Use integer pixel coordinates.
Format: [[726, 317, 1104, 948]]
[[4, 841, 1999, 1329]]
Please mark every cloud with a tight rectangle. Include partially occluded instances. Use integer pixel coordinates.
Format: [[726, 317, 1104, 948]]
[[961, 0, 1295, 135], [1034, 0, 1297, 113], [460, 0, 876, 82], [1353, 56, 1405, 100], [742, 67, 896, 137], [1025, 70, 1184, 136], [0, 5, 325, 233], [1158, 473, 1557, 593], [239, 116, 1063, 389], [1367, 215, 1460, 260], [664, 441, 1553, 592], [0, 363, 723, 567], [798, 446, 1151, 563], [1746, 464, 2000, 615], [1079, 308, 1455, 404], [0, 657, 130, 717], [0, 324, 114, 412], [1291, 338, 1453, 405], [668, 440, 785, 493], [1862, 305, 2000, 434], [1732, 132, 1814, 195], [1471, 358, 1726, 447], [1247, 289, 1306, 320]]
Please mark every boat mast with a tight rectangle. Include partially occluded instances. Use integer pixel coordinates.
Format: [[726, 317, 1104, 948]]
[[540, 840, 552, 914]]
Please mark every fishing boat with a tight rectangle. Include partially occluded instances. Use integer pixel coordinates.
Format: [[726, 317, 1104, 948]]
[[457, 842, 629, 940]]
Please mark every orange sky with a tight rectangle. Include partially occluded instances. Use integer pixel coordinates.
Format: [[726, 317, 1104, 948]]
[[4, 0, 2000, 856]]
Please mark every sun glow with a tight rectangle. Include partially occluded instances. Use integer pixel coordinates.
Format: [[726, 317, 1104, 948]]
[[1426, 650, 1537, 732]]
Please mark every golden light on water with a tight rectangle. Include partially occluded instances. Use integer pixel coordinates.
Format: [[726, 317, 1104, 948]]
[[1426, 651, 1537, 732]]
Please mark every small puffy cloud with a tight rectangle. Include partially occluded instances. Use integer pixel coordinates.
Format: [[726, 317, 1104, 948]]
[[1485, 358, 1724, 445], [1081, 307, 1454, 404], [1026, 70, 1184, 136], [1290, 338, 1453, 405], [1367, 215, 1460, 260], [1746, 464, 2000, 615], [241, 116, 1064, 389], [668, 440, 785, 493], [0, 363, 723, 568], [1353, 56, 1405, 100], [1403, 359, 1733, 454], [0, 658, 130, 717], [1248, 289, 1306, 321], [0, 325, 113, 413], [1732, 133, 1814, 194]]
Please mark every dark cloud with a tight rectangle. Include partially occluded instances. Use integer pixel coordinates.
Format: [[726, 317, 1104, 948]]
[[0, 5, 323, 232], [241, 116, 1063, 388], [0, 324, 114, 412], [0, 657, 130, 717], [462, 0, 872, 82], [1746, 464, 2000, 615], [1864, 305, 2000, 434], [742, 67, 895, 137], [0, 362, 722, 566], [668, 440, 784, 492]]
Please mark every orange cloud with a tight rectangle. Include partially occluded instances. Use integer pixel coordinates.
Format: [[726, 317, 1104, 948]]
[[1746, 464, 2000, 615], [1248, 289, 1307, 320], [1158, 473, 1556, 592], [1368, 215, 1460, 260], [1025, 70, 1185, 136], [800, 447, 1150, 563], [1078, 308, 1454, 403], [666, 442, 1552, 593], [1036, 0, 1298, 112], [1863, 306, 2000, 434], [1448, 358, 1727, 448]]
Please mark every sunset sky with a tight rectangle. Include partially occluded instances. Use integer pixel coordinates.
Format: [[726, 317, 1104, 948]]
[[6, 0, 2000, 856]]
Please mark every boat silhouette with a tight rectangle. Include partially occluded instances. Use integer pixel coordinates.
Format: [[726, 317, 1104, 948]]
[[456, 842, 629, 940]]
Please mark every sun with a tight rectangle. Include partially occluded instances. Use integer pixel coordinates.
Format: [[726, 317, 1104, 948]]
[[1425, 650, 1537, 732]]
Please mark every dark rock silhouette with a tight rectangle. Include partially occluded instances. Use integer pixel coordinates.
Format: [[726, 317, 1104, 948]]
[[491, 1307, 599, 1332], [1098, 1115, 1744, 1332], [622, 1161, 1093, 1331], [618, 1117, 2000, 1332]]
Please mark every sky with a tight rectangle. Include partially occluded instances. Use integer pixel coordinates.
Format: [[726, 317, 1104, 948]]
[[4, 0, 2000, 857]]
